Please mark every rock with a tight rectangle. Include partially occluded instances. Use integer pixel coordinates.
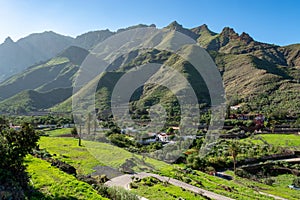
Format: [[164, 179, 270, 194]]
[[220, 27, 239, 39], [239, 32, 254, 44]]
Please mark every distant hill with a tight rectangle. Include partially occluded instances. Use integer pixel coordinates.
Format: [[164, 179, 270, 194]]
[[0, 46, 89, 114], [73, 29, 114, 50], [0, 31, 73, 82], [0, 30, 115, 82], [0, 88, 72, 113], [0, 22, 299, 118]]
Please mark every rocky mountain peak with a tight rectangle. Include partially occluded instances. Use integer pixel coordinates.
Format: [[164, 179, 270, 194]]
[[239, 32, 254, 44], [220, 27, 239, 39], [198, 24, 209, 31], [4, 36, 14, 44], [165, 21, 199, 40], [166, 21, 184, 30], [191, 24, 216, 36]]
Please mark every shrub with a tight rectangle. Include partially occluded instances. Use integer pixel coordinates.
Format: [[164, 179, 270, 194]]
[[129, 182, 139, 189], [107, 186, 139, 200], [0, 123, 40, 199], [293, 177, 300, 188], [235, 168, 252, 179], [264, 178, 275, 186], [71, 127, 78, 137]]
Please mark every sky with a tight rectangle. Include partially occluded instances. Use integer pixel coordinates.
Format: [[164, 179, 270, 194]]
[[0, 0, 299, 46]]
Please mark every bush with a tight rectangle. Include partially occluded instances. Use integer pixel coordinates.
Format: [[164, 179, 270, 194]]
[[264, 178, 275, 186], [293, 177, 300, 188], [0, 123, 40, 199], [235, 168, 252, 179], [109, 134, 135, 148], [32, 148, 52, 158], [204, 166, 216, 174], [129, 182, 139, 189], [107, 186, 139, 200], [71, 127, 78, 137]]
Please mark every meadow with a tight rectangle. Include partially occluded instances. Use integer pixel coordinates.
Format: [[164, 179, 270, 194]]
[[243, 133, 300, 150], [25, 156, 107, 199], [34, 130, 300, 200], [38, 136, 169, 174], [131, 177, 206, 200]]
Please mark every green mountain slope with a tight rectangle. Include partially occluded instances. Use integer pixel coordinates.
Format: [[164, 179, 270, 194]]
[[0, 87, 72, 114], [0, 46, 89, 114], [0, 46, 88, 100], [0, 31, 74, 82], [54, 23, 299, 118], [0, 22, 299, 118]]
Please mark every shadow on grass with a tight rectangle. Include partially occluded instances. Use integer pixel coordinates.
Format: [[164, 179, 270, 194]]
[[26, 187, 78, 200]]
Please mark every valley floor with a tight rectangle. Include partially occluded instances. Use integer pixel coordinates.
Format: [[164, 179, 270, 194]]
[[25, 131, 300, 200]]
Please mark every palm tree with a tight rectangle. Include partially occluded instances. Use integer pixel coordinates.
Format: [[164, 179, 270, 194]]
[[228, 140, 240, 175]]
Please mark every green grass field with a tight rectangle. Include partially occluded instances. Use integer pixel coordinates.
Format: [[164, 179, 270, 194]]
[[260, 134, 300, 148], [38, 137, 103, 174], [132, 177, 206, 200], [185, 171, 273, 200], [38, 136, 169, 174], [44, 128, 73, 137], [25, 155, 107, 200], [243, 134, 300, 149], [36, 133, 300, 200], [225, 171, 300, 200], [158, 166, 298, 200]]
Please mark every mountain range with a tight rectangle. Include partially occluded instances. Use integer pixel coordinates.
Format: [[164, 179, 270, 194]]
[[0, 30, 114, 82], [0, 22, 299, 118]]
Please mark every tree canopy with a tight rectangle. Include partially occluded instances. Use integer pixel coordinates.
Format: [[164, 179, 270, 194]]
[[0, 119, 40, 199]]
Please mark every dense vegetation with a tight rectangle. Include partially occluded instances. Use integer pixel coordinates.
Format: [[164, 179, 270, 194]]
[[0, 118, 40, 199], [0, 119, 298, 199]]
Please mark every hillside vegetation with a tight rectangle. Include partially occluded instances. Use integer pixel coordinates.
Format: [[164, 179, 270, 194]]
[[0, 22, 298, 119]]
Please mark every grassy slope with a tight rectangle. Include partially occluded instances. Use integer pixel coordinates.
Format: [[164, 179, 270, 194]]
[[132, 178, 206, 200], [260, 134, 300, 147], [0, 46, 88, 113], [243, 134, 300, 150], [45, 128, 73, 137], [0, 57, 70, 100], [0, 87, 72, 113], [38, 137, 169, 174], [159, 167, 274, 200], [26, 155, 107, 200], [39, 133, 299, 199], [226, 171, 300, 200], [38, 137, 103, 174]]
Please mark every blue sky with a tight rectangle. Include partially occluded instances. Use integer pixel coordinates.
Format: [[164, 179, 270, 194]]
[[0, 0, 299, 45]]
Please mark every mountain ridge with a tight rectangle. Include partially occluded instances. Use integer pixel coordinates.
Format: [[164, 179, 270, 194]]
[[0, 22, 299, 118]]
